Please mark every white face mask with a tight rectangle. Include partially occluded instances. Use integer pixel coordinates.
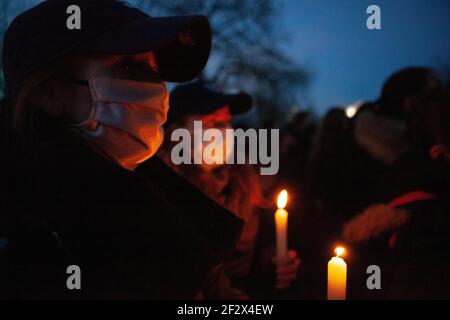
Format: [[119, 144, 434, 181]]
[[72, 78, 169, 171], [192, 125, 234, 171]]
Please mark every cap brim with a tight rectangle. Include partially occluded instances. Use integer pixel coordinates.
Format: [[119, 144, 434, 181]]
[[191, 89, 253, 116], [77, 15, 211, 82]]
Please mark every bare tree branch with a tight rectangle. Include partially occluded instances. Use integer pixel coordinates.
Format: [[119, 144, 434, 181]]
[[133, 0, 309, 126]]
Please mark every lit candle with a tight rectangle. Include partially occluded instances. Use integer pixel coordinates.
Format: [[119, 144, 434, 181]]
[[327, 247, 347, 300], [275, 190, 288, 262]]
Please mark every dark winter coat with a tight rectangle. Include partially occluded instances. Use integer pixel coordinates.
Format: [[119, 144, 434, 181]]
[[0, 128, 243, 299], [342, 152, 450, 299]]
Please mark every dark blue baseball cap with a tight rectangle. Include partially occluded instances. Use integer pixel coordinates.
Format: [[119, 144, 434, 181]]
[[2, 0, 212, 99], [167, 80, 253, 124]]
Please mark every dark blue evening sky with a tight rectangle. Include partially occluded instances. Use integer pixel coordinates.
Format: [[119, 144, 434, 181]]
[[278, 0, 450, 114]]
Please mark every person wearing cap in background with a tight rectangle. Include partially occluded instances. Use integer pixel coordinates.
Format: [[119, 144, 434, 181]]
[[342, 89, 450, 299], [0, 0, 243, 299], [353, 67, 442, 166], [345, 68, 444, 243], [159, 81, 301, 299]]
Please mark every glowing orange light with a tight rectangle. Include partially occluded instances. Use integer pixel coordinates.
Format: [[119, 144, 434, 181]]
[[334, 247, 345, 258], [277, 190, 288, 209]]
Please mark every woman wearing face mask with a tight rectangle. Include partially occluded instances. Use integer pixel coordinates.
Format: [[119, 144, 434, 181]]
[[159, 81, 301, 299], [0, 0, 243, 299]]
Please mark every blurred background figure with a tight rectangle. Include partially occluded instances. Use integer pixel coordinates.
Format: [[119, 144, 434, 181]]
[[354, 67, 442, 166], [159, 80, 301, 299], [347, 68, 442, 212], [286, 67, 446, 299], [304, 108, 357, 231], [343, 67, 444, 219], [292, 107, 358, 298], [342, 83, 449, 299], [278, 111, 317, 199]]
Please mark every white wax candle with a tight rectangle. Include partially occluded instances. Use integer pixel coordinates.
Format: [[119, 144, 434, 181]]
[[327, 247, 347, 300], [275, 190, 288, 262]]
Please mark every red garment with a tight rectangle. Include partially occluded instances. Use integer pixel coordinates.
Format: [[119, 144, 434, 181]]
[[388, 190, 437, 209], [387, 190, 437, 248]]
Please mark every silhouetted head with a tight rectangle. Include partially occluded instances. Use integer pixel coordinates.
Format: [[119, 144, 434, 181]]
[[410, 90, 450, 162], [378, 67, 442, 118]]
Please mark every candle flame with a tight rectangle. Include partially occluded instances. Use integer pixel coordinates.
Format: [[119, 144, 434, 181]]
[[334, 247, 345, 258], [277, 190, 288, 209]]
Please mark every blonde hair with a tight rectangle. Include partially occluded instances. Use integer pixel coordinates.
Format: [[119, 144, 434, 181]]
[[9, 55, 85, 140]]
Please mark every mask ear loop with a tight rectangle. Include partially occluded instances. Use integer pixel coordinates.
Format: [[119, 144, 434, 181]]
[[69, 78, 97, 128]]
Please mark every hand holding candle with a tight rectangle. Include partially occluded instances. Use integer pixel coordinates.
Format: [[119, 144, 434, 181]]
[[273, 190, 301, 290], [327, 247, 347, 300], [272, 250, 301, 290], [275, 190, 288, 262]]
